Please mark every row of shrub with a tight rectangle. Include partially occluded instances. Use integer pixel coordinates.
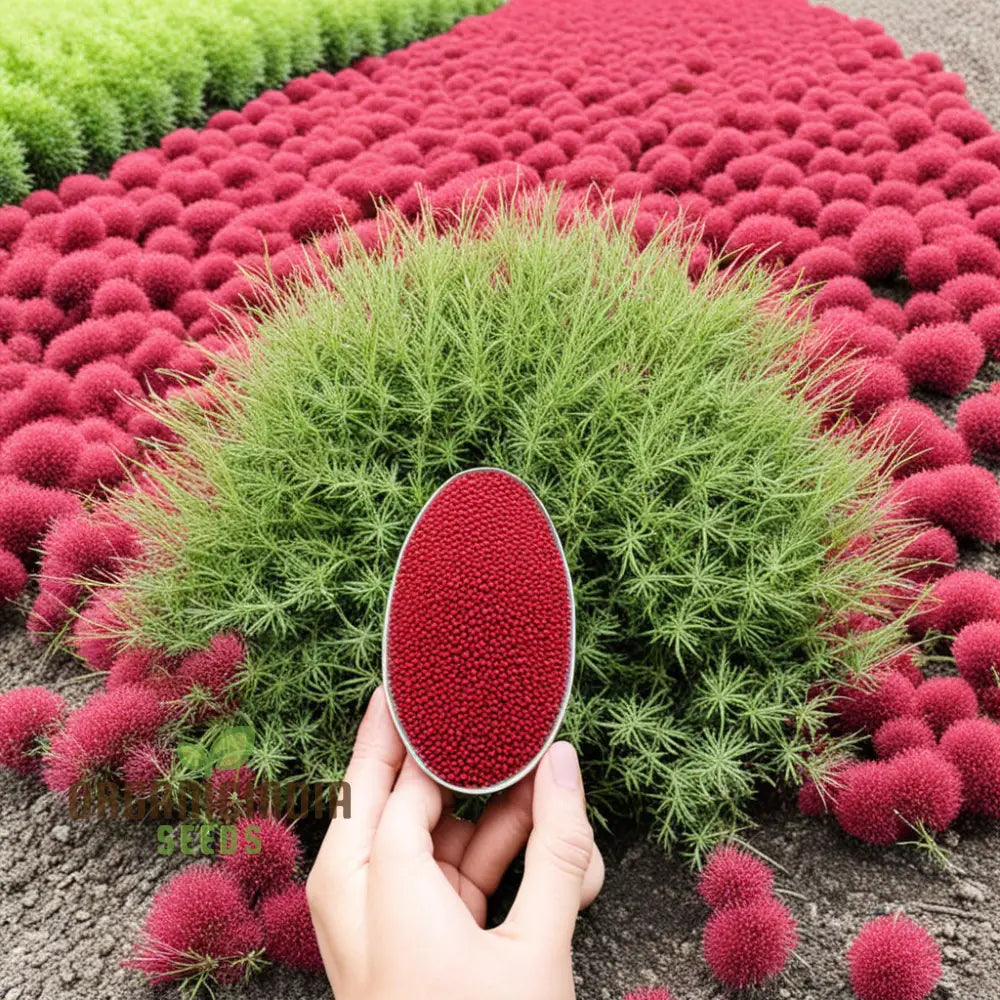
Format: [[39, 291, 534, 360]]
[[0, 0, 499, 202]]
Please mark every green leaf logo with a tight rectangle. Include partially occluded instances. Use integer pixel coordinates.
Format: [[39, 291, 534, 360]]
[[208, 727, 254, 771], [177, 742, 210, 774]]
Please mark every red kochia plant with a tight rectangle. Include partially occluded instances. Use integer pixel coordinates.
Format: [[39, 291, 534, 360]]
[[953, 619, 1000, 690], [910, 570, 1000, 636], [259, 884, 325, 974], [827, 670, 916, 736], [0, 686, 65, 773], [889, 748, 963, 832], [702, 898, 798, 989], [894, 322, 985, 396], [869, 400, 969, 477], [939, 717, 1000, 818], [872, 717, 935, 759], [847, 914, 941, 1000], [890, 466, 1000, 544], [697, 845, 775, 910], [956, 390, 1000, 458], [386, 469, 571, 790], [912, 676, 978, 738], [848, 206, 921, 280], [128, 865, 264, 985], [219, 816, 301, 897], [833, 760, 903, 845], [42, 683, 167, 792], [622, 990, 675, 1000]]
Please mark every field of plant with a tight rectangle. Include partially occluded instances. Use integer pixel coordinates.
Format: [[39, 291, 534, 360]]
[[0, 0, 499, 201], [0, 0, 999, 996]]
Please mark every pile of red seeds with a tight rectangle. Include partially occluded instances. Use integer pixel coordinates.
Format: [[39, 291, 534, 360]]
[[386, 469, 572, 789]]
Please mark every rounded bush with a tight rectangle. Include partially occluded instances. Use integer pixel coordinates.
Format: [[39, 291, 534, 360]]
[[93, 205, 905, 854], [702, 898, 798, 989], [848, 915, 941, 1000]]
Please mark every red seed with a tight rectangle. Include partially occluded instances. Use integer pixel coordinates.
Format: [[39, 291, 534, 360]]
[[386, 469, 572, 790]]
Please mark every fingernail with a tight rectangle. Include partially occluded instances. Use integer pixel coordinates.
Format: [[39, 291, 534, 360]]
[[549, 741, 579, 790]]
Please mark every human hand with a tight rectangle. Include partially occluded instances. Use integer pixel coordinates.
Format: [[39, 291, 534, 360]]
[[307, 687, 604, 1000]]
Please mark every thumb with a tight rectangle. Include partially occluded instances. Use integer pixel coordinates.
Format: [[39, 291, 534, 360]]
[[502, 741, 595, 950]]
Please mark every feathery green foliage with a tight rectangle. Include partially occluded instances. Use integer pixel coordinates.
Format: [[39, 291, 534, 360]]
[[99, 198, 910, 859], [0, 0, 502, 203]]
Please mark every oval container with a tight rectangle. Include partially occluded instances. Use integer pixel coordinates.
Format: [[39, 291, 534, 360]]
[[383, 466, 576, 795]]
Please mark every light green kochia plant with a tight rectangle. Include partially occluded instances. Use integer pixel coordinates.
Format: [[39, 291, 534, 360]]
[[0, 0, 502, 202], [90, 196, 911, 859]]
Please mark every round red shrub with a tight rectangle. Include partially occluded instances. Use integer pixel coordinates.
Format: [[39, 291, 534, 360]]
[[903, 292, 957, 329], [135, 253, 193, 309], [940, 716, 1000, 818], [91, 279, 150, 317], [890, 747, 963, 831], [896, 526, 958, 585], [904, 244, 957, 291], [129, 866, 263, 985], [622, 989, 675, 1000], [849, 206, 922, 280], [0, 686, 65, 774], [895, 321, 985, 395], [57, 207, 106, 254], [793, 246, 857, 283], [848, 915, 941, 1000], [939, 273, 1000, 319], [873, 717, 936, 759], [913, 676, 978, 739], [828, 670, 916, 736], [892, 465, 1000, 543], [45, 250, 109, 311], [726, 213, 800, 267], [813, 276, 875, 313], [697, 844, 774, 911], [0, 548, 27, 601], [43, 683, 167, 791], [259, 883, 324, 974], [912, 570, 1000, 636], [797, 761, 849, 817], [220, 815, 301, 896], [0, 478, 80, 556], [833, 759, 904, 845], [3, 250, 59, 300], [841, 357, 910, 421], [871, 399, 969, 476], [702, 898, 798, 989], [0, 419, 81, 488], [970, 304, 1000, 356], [956, 390, 1000, 457], [16, 298, 64, 344], [953, 619, 1000, 690]]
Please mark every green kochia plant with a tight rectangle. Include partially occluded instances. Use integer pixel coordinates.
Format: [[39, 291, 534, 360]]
[[0, 0, 502, 201], [99, 197, 910, 859]]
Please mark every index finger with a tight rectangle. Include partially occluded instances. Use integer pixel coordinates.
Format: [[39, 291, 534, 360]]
[[311, 687, 405, 884]]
